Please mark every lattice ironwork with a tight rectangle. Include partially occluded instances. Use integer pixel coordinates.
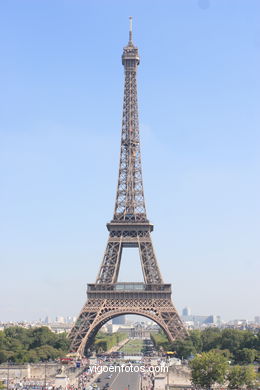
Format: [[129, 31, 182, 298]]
[[69, 296, 186, 356], [69, 18, 187, 355]]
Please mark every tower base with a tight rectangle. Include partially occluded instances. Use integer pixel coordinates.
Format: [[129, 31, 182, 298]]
[[69, 283, 188, 355]]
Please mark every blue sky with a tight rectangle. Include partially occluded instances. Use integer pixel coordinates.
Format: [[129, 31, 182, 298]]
[[0, 0, 259, 322]]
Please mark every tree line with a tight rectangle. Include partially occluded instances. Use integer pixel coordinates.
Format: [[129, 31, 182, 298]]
[[190, 350, 257, 390], [91, 332, 127, 353], [0, 326, 70, 363], [151, 328, 260, 364], [0, 326, 128, 363]]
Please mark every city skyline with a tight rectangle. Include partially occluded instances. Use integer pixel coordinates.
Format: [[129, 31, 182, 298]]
[[0, 1, 259, 323], [1, 310, 260, 327]]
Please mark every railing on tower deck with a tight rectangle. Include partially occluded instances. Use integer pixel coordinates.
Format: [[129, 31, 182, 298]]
[[87, 283, 171, 293]]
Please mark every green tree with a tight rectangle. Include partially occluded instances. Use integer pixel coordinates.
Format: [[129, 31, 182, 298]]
[[12, 350, 30, 364], [53, 333, 70, 351], [170, 338, 195, 359], [30, 327, 55, 348], [201, 328, 221, 351], [190, 330, 202, 353], [0, 331, 5, 349], [211, 348, 233, 360], [189, 351, 229, 389], [220, 329, 243, 353], [0, 350, 8, 364], [0, 326, 69, 363], [93, 332, 128, 353], [4, 327, 31, 350], [150, 332, 170, 351], [240, 331, 257, 349], [33, 345, 64, 361], [256, 332, 260, 349], [4, 338, 24, 352], [227, 365, 256, 389], [235, 348, 257, 364], [27, 350, 40, 363]]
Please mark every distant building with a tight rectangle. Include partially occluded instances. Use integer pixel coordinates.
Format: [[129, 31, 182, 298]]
[[203, 315, 216, 324], [66, 316, 74, 324], [181, 312, 217, 328], [56, 316, 65, 324], [182, 307, 191, 316], [254, 316, 260, 324], [216, 315, 222, 326], [105, 323, 133, 334], [112, 315, 126, 325]]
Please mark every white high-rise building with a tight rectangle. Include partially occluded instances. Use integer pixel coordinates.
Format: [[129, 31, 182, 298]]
[[182, 307, 191, 316], [56, 316, 65, 323]]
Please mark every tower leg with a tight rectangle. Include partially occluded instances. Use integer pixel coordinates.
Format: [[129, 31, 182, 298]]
[[139, 236, 163, 284], [96, 241, 122, 284]]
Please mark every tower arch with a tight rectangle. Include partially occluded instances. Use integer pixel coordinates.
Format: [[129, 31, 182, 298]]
[[79, 309, 177, 355]]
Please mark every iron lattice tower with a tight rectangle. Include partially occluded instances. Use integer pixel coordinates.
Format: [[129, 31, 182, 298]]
[[69, 18, 187, 355]]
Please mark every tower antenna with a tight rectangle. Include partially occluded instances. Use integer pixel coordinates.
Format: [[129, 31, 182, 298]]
[[129, 16, 133, 44]]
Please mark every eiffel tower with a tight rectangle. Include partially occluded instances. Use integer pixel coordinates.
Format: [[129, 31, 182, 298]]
[[69, 18, 187, 355]]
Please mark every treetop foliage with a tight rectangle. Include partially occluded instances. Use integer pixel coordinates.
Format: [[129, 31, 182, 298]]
[[189, 351, 257, 389], [151, 328, 260, 363], [0, 326, 69, 363], [190, 351, 229, 388]]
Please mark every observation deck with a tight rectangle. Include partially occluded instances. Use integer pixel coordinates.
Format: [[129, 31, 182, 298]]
[[87, 282, 172, 299]]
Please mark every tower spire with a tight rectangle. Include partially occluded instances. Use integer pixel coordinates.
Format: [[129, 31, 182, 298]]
[[129, 16, 133, 44]]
